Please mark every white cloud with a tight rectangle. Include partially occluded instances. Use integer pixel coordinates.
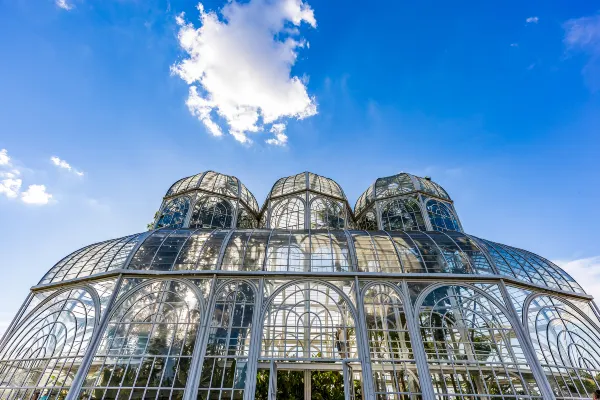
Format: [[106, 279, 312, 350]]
[[266, 123, 288, 146], [21, 184, 52, 205], [0, 178, 22, 199], [56, 0, 74, 11], [555, 256, 600, 300], [172, 0, 318, 145], [0, 149, 10, 166], [564, 14, 600, 90], [50, 156, 84, 176], [526, 16, 539, 24], [510, 43, 519, 47]]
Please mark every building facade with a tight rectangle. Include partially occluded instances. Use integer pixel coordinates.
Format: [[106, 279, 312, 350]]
[[1, 171, 599, 400]]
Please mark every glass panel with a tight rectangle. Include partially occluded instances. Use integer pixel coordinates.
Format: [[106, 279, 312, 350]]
[[0, 288, 97, 398], [417, 284, 541, 399], [381, 197, 427, 231], [190, 196, 234, 229], [425, 199, 461, 232], [269, 197, 305, 229], [363, 284, 421, 397], [198, 281, 255, 399], [156, 197, 190, 229], [262, 282, 357, 360], [526, 295, 600, 399], [79, 280, 201, 399]]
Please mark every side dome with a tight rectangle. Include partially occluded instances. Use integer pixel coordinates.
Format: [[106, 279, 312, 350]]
[[354, 172, 460, 232], [261, 172, 352, 229], [154, 171, 259, 230]]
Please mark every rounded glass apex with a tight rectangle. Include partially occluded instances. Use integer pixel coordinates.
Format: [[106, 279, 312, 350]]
[[165, 170, 259, 214], [355, 172, 450, 215], [267, 171, 347, 200]]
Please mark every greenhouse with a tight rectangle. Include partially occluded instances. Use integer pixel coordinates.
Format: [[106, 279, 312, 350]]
[[1, 171, 599, 400]]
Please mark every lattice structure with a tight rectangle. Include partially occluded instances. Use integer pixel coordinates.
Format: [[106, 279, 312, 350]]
[[2, 170, 598, 400]]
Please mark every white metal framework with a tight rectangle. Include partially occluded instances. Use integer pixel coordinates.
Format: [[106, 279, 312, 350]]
[[1, 170, 598, 400]]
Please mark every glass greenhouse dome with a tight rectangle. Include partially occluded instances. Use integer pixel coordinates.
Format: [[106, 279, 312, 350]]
[[1, 171, 599, 400]]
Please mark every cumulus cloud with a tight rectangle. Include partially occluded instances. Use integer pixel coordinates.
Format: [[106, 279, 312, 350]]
[[21, 185, 53, 205], [0, 178, 22, 199], [171, 0, 318, 145], [555, 256, 600, 300], [564, 13, 600, 90], [56, 0, 74, 10], [50, 156, 84, 176], [526, 16, 539, 24], [0, 149, 10, 166]]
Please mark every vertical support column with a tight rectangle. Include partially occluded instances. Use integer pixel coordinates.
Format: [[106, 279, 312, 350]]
[[418, 195, 434, 231], [268, 360, 277, 400], [305, 172, 310, 230], [243, 278, 265, 400], [400, 280, 436, 400], [353, 276, 375, 399], [304, 369, 311, 400], [65, 275, 124, 400], [498, 280, 556, 400], [183, 275, 219, 400]]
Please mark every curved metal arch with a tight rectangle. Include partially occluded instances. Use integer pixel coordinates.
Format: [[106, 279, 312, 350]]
[[155, 195, 193, 229], [189, 194, 235, 229], [413, 281, 514, 321], [106, 277, 207, 322], [14, 284, 101, 336], [211, 277, 260, 298], [359, 279, 406, 301], [522, 292, 600, 332], [260, 278, 360, 327], [423, 198, 460, 228]]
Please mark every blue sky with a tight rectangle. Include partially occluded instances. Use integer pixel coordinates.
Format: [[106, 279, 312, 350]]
[[1, 0, 599, 333]]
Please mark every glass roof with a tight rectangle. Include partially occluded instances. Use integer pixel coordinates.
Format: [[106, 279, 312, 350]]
[[267, 172, 346, 200], [165, 171, 259, 214], [41, 228, 584, 295], [355, 172, 450, 215]]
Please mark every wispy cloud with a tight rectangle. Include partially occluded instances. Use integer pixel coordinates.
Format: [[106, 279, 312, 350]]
[[21, 185, 53, 205], [526, 16, 539, 24], [171, 0, 318, 145], [555, 256, 600, 300], [510, 43, 519, 47], [56, 0, 74, 11], [564, 13, 600, 90], [50, 156, 84, 176]]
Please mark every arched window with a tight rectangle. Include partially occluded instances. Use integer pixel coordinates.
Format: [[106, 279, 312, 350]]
[[262, 282, 356, 360], [426, 199, 461, 232], [417, 284, 540, 398], [357, 210, 378, 230], [526, 295, 600, 399], [381, 198, 426, 231], [190, 196, 233, 229], [0, 288, 97, 398], [310, 197, 345, 229], [198, 281, 255, 399], [236, 208, 256, 229], [156, 197, 190, 229], [363, 284, 420, 398], [79, 280, 202, 399], [269, 197, 305, 229]]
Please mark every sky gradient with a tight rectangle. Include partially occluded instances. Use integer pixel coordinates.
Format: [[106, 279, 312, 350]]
[[1, 0, 599, 334]]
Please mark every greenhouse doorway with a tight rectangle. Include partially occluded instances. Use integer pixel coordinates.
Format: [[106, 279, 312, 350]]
[[255, 361, 362, 400]]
